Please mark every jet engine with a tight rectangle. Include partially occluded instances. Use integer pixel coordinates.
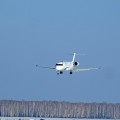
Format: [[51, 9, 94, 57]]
[[74, 62, 79, 66]]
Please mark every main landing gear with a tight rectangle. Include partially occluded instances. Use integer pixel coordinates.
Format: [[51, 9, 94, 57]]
[[57, 71, 73, 75], [70, 71, 72, 74], [60, 71, 63, 74], [57, 71, 63, 75]]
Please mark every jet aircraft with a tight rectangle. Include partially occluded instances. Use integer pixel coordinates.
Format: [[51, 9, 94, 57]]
[[36, 53, 99, 75]]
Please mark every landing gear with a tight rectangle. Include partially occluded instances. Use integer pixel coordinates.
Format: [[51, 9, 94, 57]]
[[60, 71, 63, 74], [70, 71, 72, 74], [57, 71, 63, 75]]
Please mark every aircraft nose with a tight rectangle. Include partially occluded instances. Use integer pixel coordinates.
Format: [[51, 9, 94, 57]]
[[56, 66, 62, 70], [56, 66, 59, 70]]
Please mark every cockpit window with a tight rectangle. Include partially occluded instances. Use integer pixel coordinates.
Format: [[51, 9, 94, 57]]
[[56, 64, 63, 66]]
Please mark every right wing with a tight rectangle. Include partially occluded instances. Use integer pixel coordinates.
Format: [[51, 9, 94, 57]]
[[36, 64, 56, 70], [72, 67, 100, 72]]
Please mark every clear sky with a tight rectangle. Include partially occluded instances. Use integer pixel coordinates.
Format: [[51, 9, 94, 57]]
[[0, 0, 120, 103]]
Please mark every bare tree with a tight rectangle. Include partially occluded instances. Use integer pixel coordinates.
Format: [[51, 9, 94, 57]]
[[0, 100, 120, 118]]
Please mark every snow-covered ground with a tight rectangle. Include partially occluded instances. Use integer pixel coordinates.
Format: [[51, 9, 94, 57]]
[[0, 117, 77, 120], [0, 117, 115, 120]]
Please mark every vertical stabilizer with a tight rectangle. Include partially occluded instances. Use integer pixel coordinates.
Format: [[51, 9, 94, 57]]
[[72, 53, 76, 63]]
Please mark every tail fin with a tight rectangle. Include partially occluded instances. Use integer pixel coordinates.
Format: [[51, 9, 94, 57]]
[[72, 53, 76, 63], [72, 53, 85, 62]]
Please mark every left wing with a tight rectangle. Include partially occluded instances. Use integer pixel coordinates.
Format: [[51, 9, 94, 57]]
[[36, 65, 56, 70], [72, 67, 100, 72]]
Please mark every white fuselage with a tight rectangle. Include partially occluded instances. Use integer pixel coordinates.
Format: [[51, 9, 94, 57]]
[[56, 62, 73, 71]]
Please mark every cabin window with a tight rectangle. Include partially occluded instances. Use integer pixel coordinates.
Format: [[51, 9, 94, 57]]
[[56, 64, 63, 66]]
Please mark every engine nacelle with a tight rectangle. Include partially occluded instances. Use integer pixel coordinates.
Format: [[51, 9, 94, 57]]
[[74, 62, 79, 66]]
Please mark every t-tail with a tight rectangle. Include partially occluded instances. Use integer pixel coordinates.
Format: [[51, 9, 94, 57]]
[[72, 53, 85, 63], [72, 53, 76, 63]]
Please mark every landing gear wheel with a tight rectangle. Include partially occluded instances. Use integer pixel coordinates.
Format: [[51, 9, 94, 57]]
[[70, 71, 72, 74], [60, 71, 63, 74]]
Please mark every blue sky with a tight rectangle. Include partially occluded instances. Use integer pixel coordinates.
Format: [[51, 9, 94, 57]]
[[0, 0, 120, 103]]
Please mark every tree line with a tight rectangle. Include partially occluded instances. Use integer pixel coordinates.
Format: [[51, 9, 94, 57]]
[[0, 100, 120, 118]]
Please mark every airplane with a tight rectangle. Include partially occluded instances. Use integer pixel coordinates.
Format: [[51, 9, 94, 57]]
[[36, 53, 99, 75]]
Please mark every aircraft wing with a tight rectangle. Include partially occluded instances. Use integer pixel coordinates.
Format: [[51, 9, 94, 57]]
[[36, 65, 56, 70], [72, 67, 100, 72]]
